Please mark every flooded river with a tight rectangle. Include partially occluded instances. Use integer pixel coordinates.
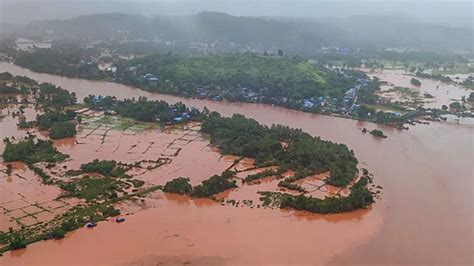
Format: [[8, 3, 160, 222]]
[[0, 62, 473, 265], [370, 69, 472, 109]]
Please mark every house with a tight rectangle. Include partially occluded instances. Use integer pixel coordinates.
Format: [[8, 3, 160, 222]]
[[92, 95, 102, 103], [303, 99, 315, 108], [182, 112, 191, 119], [142, 73, 159, 86], [106, 66, 117, 73]]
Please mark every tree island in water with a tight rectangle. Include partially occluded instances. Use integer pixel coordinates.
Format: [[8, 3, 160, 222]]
[[0, 73, 376, 253]]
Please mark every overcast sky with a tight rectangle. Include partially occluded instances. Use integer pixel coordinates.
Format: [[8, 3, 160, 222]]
[[1, 0, 472, 27]]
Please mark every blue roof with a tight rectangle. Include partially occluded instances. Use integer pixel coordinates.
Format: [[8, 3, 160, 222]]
[[303, 99, 314, 108]]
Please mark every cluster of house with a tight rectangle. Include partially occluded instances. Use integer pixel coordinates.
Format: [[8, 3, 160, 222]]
[[195, 87, 223, 101], [302, 97, 325, 108], [169, 105, 201, 123], [171, 112, 192, 122], [343, 87, 357, 104]]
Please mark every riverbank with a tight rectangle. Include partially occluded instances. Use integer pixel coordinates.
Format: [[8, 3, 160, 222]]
[[1, 62, 473, 265]]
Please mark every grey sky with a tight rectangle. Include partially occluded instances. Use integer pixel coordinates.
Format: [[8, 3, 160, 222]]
[[1, 0, 472, 27]]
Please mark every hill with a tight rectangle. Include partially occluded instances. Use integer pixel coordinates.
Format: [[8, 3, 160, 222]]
[[6, 12, 472, 53]]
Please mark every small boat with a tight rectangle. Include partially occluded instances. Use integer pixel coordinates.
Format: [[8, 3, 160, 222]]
[[85, 222, 97, 228]]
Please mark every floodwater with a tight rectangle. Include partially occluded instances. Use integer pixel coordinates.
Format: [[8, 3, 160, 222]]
[[0, 62, 473, 265], [370, 69, 472, 108]]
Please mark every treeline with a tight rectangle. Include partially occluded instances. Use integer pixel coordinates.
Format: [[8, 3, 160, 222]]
[[0, 72, 38, 95], [14, 48, 105, 79], [279, 176, 374, 214], [37, 83, 77, 107], [415, 72, 452, 83], [201, 112, 358, 187], [163, 170, 237, 197], [84, 95, 202, 123]]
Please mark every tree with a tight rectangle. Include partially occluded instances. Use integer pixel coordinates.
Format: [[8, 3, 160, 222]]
[[410, 78, 421, 86], [51, 228, 66, 239], [449, 102, 462, 111], [49, 122, 77, 139], [163, 177, 193, 195], [277, 49, 284, 56], [468, 92, 474, 102], [9, 233, 27, 250]]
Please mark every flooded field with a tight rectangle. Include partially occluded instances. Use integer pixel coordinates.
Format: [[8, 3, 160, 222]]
[[370, 69, 472, 109], [0, 62, 473, 265]]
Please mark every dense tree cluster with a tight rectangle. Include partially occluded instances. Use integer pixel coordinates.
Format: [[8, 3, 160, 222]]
[[410, 78, 422, 86], [0, 85, 20, 94], [8, 234, 27, 250], [201, 113, 358, 187], [84, 95, 201, 123], [36, 110, 76, 130], [49, 121, 77, 139], [162, 177, 193, 195], [15, 48, 105, 79], [192, 172, 237, 197], [369, 129, 387, 139], [163, 170, 237, 198], [34, 110, 78, 139], [279, 177, 374, 214], [37, 83, 77, 107], [2, 137, 68, 164], [80, 159, 127, 178], [449, 102, 462, 111]]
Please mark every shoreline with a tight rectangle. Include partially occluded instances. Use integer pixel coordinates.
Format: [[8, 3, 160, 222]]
[[0, 61, 473, 265]]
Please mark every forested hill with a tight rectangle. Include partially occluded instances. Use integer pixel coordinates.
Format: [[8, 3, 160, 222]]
[[115, 54, 357, 102], [6, 12, 473, 53]]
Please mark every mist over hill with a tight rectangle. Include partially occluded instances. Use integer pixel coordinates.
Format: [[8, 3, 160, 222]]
[[4, 12, 472, 54], [1, 0, 472, 28]]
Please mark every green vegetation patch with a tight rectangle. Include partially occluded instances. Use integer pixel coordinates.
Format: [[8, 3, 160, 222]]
[[2, 137, 68, 164], [192, 173, 237, 197], [36, 110, 77, 130], [80, 159, 129, 178], [370, 129, 388, 139], [116, 54, 352, 100], [260, 177, 374, 214], [61, 176, 121, 201], [202, 113, 358, 187], [163, 170, 237, 198], [49, 121, 77, 139], [243, 166, 287, 183], [163, 177, 193, 195]]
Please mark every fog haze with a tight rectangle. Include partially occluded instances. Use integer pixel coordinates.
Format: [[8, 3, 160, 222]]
[[1, 0, 472, 28]]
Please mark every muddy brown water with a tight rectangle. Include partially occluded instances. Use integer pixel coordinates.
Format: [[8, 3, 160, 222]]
[[370, 69, 472, 109], [0, 62, 473, 265]]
